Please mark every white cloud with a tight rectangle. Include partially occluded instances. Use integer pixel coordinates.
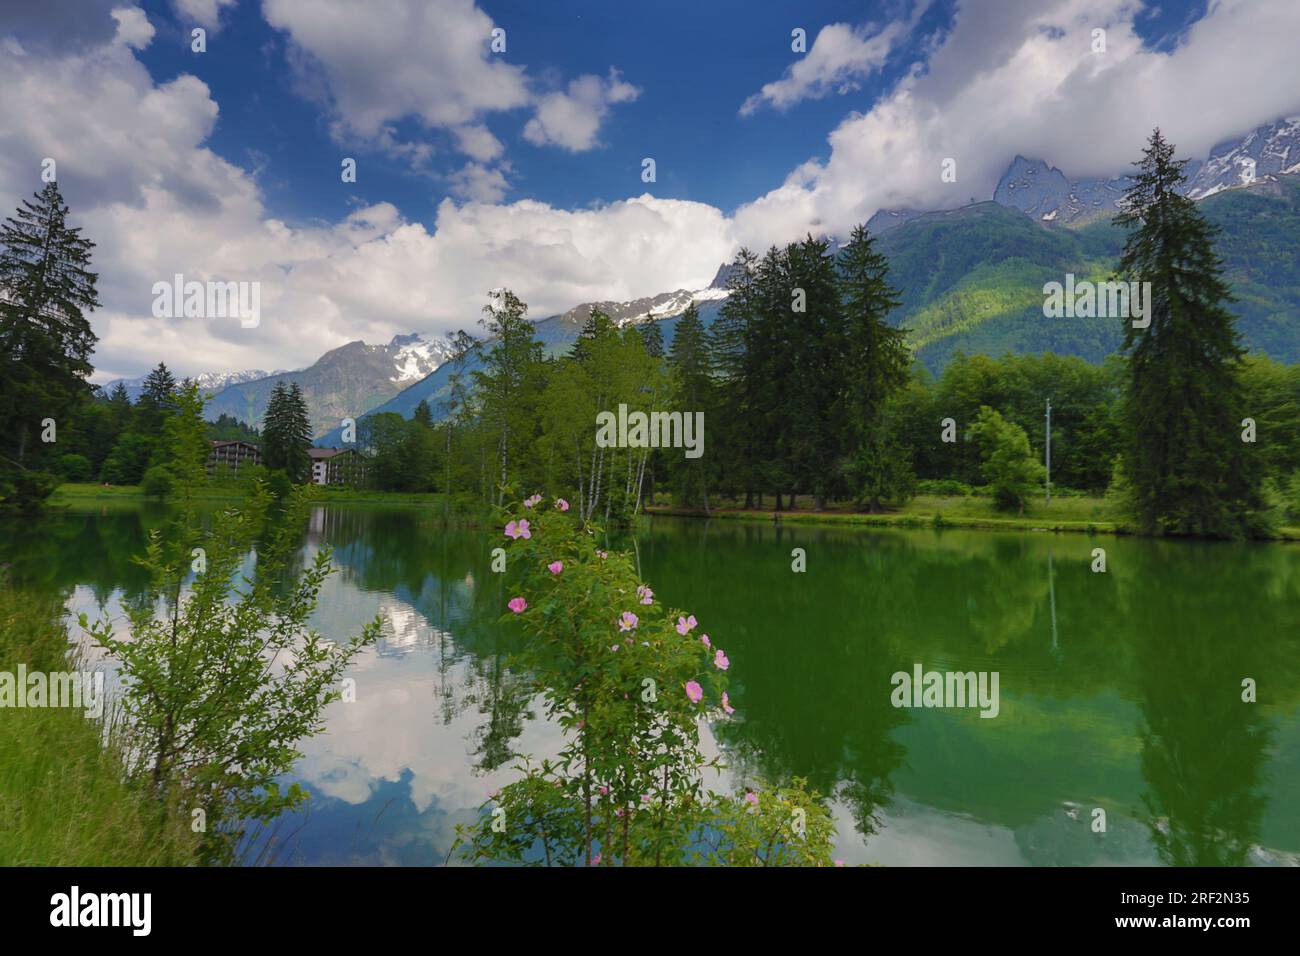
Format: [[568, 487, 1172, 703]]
[[452, 124, 504, 162], [740, 21, 908, 116], [0, 11, 729, 383], [733, 0, 1300, 250], [172, 0, 237, 31], [447, 162, 509, 203], [264, 1, 639, 164], [523, 69, 641, 152], [110, 6, 155, 49]]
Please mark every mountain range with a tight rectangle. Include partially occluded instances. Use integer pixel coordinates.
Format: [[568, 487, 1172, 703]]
[[166, 115, 1299, 443]]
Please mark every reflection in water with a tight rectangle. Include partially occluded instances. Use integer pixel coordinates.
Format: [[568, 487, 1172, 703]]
[[3, 505, 1298, 865]]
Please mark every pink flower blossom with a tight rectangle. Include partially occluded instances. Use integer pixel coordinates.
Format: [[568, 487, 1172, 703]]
[[611, 644, 620, 651], [599, 786, 609, 795], [524, 494, 542, 508], [596, 549, 608, 559], [685, 680, 703, 704], [744, 791, 759, 808], [641, 793, 651, 803], [714, 649, 730, 671], [637, 585, 654, 605], [556, 498, 570, 512], [592, 852, 601, 865], [504, 519, 531, 540], [722, 692, 735, 715], [508, 597, 527, 614], [676, 614, 698, 635], [618, 611, 638, 631], [700, 633, 711, 648], [548, 561, 563, 574]]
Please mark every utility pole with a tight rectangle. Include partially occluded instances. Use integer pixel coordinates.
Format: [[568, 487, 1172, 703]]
[[1045, 398, 1052, 506]]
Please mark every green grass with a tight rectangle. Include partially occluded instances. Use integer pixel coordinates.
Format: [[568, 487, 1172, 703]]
[[0, 586, 199, 865], [649, 493, 1300, 539]]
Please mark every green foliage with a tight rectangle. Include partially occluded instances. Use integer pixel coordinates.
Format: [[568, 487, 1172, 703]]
[[56, 453, 91, 482], [969, 406, 1045, 513], [1116, 129, 1266, 538], [139, 464, 174, 498], [81, 486, 381, 863], [262, 381, 312, 482], [0, 181, 99, 511], [457, 497, 837, 866]]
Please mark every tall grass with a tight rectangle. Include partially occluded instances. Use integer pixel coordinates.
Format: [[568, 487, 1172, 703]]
[[0, 585, 199, 865]]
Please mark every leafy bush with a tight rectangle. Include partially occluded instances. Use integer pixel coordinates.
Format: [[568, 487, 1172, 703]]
[[56, 453, 91, 482], [456, 495, 839, 866], [140, 464, 174, 498]]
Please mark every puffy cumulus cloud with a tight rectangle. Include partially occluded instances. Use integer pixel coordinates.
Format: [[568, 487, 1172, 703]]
[[452, 124, 504, 163], [740, 20, 909, 116], [262, 0, 530, 138], [734, 0, 1300, 250], [447, 162, 509, 203], [110, 6, 155, 49], [0, 11, 731, 383], [171, 0, 237, 31], [263, 0, 638, 174], [523, 69, 641, 152]]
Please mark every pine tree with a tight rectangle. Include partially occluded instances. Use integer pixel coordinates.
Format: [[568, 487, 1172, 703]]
[[570, 309, 615, 363], [413, 398, 435, 428], [0, 181, 99, 508], [639, 318, 665, 359], [137, 362, 177, 432], [1116, 129, 1265, 537], [708, 249, 761, 507], [837, 224, 913, 510], [262, 381, 311, 482], [667, 302, 713, 512]]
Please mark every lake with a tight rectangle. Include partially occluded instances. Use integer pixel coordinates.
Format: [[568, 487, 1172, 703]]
[[6, 502, 1299, 866]]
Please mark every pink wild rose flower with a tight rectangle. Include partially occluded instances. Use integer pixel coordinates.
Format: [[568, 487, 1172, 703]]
[[508, 597, 527, 614], [685, 680, 703, 704], [676, 614, 698, 635], [548, 561, 563, 574]]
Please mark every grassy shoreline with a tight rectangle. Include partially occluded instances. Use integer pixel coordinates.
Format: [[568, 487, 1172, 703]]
[[0, 586, 199, 865], [50, 484, 1300, 540]]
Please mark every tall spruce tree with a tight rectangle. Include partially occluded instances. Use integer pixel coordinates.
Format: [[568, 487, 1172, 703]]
[[262, 381, 312, 482], [837, 224, 913, 511], [137, 361, 177, 434], [0, 181, 99, 508], [709, 248, 762, 507], [667, 302, 713, 512], [1116, 129, 1265, 537]]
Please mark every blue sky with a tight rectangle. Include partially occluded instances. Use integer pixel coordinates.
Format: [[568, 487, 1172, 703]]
[[128, 0, 1211, 226], [2, 0, 1294, 381]]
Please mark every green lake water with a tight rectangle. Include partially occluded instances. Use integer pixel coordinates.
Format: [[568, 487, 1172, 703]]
[[6, 503, 1299, 865]]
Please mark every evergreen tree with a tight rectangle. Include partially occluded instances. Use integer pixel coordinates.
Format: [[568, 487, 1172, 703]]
[[1116, 129, 1265, 537], [0, 181, 99, 509], [837, 224, 913, 510], [570, 309, 616, 363], [709, 248, 762, 506], [413, 398, 435, 428], [667, 302, 713, 512], [639, 318, 665, 359], [136, 362, 177, 434], [262, 381, 312, 482]]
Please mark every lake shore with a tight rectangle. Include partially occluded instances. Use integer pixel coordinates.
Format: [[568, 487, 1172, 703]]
[[50, 485, 1300, 540]]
